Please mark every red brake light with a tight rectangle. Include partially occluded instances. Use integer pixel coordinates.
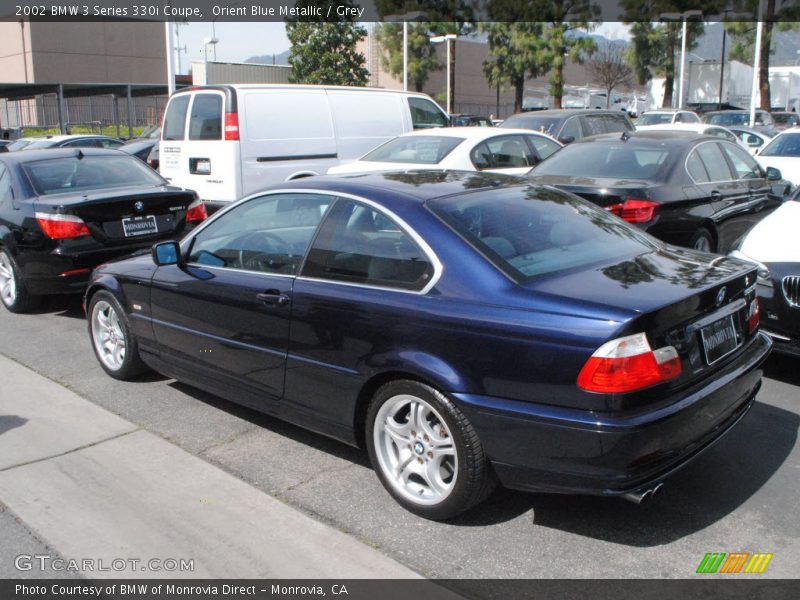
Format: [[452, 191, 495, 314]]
[[186, 199, 207, 223], [224, 112, 239, 141], [606, 199, 659, 223], [35, 212, 90, 239], [747, 297, 760, 334], [577, 333, 682, 394]]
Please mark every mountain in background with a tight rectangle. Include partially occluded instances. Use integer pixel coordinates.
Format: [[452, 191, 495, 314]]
[[245, 49, 291, 65]]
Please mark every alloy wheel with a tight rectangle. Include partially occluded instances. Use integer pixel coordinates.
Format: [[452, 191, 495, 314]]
[[0, 252, 17, 307], [91, 300, 127, 371]]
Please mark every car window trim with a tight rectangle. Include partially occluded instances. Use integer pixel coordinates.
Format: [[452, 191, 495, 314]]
[[180, 189, 443, 295], [685, 140, 738, 186]]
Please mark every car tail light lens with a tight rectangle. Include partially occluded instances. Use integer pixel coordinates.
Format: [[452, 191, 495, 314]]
[[747, 297, 760, 334], [185, 199, 207, 223], [224, 112, 239, 141], [35, 212, 90, 239], [606, 199, 659, 223], [577, 332, 682, 393]]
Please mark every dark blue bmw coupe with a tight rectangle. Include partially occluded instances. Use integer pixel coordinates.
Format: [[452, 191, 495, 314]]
[[84, 171, 771, 520]]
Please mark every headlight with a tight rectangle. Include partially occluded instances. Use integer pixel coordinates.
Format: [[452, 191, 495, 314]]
[[729, 250, 772, 286]]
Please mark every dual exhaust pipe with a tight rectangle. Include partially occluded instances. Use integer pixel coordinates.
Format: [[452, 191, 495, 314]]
[[621, 482, 663, 505]]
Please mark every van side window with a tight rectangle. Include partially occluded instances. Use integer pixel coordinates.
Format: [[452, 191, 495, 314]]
[[189, 94, 223, 141], [409, 98, 448, 130], [302, 199, 434, 291], [163, 95, 190, 141]]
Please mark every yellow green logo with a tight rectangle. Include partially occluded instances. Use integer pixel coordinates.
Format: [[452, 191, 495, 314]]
[[696, 552, 773, 574]]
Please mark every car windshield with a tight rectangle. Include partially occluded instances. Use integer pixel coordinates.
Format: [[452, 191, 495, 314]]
[[760, 132, 800, 157], [23, 155, 165, 195], [427, 185, 657, 281], [635, 113, 673, 126], [361, 136, 464, 164], [707, 113, 750, 126], [531, 141, 674, 180], [501, 115, 561, 135]]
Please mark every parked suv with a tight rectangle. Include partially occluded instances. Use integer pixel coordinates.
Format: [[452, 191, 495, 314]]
[[500, 109, 634, 144]]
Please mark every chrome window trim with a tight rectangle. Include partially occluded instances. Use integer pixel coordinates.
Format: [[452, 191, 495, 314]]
[[685, 140, 741, 186], [180, 188, 443, 296]]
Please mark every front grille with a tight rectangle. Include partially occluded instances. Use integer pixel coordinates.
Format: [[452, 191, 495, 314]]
[[782, 275, 800, 308]]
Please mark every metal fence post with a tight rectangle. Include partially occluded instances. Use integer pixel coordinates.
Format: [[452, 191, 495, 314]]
[[112, 94, 120, 138], [127, 85, 134, 139], [57, 85, 66, 134]]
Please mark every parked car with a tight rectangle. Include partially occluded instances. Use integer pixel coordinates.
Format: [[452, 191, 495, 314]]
[[635, 123, 745, 148], [702, 109, 778, 137], [159, 84, 449, 211], [84, 171, 770, 519], [327, 127, 562, 176], [13, 134, 125, 150], [771, 111, 799, 130], [0, 148, 206, 313], [755, 129, 800, 186], [499, 109, 634, 144], [528, 130, 784, 253], [5, 138, 36, 152], [120, 137, 159, 164], [146, 144, 159, 171], [730, 188, 800, 356], [727, 126, 773, 156], [634, 109, 700, 126], [450, 114, 493, 127]]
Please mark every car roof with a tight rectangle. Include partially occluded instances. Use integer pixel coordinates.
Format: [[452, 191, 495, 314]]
[[269, 170, 527, 203], [574, 130, 710, 145], [402, 127, 556, 141], [641, 108, 691, 114], [0, 147, 128, 165], [506, 109, 626, 120], [636, 123, 727, 133]]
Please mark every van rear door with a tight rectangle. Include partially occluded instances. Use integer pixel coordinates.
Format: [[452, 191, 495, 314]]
[[160, 89, 241, 205]]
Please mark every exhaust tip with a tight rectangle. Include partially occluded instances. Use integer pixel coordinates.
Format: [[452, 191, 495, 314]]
[[621, 483, 663, 505]]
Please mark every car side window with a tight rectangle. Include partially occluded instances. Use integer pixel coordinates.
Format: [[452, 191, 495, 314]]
[[471, 135, 534, 169], [694, 143, 733, 182], [602, 114, 630, 133], [526, 135, 561, 160], [684, 112, 700, 123], [302, 199, 434, 291], [64, 139, 100, 148], [187, 193, 333, 275], [686, 150, 710, 183], [580, 115, 605, 137], [99, 139, 123, 149], [408, 98, 448, 130], [0, 164, 12, 207], [471, 142, 493, 169], [560, 117, 581, 141], [721, 143, 762, 180]]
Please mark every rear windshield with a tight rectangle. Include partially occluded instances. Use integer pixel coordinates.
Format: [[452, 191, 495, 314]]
[[427, 185, 657, 281], [635, 113, 673, 126], [501, 115, 561, 135], [24, 155, 164, 195], [706, 113, 749, 126], [6, 139, 35, 151], [773, 113, 799, 126], [531, 141, 674, 180], [361, 136, 463, 164], [760, 132, 800, 157]]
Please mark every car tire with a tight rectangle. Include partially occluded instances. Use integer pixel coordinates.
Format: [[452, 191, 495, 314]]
[[87, 290, 148, 380], [690, 228, 715, 253], [366, 379, 496, 520], [0, 248, 40, 313]]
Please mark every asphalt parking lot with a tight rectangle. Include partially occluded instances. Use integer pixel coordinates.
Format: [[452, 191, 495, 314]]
[[1, 295, 798, 578]]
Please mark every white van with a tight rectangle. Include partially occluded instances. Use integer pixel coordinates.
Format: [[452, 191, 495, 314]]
[[158, 84, 449, 210]]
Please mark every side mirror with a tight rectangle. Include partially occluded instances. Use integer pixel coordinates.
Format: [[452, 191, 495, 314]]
[[152, 241, 180, 266], [558, 135, 575, 144], [766, 166, 782, 181]]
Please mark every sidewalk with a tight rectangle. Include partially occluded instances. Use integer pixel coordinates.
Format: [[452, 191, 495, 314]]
[[0, 354, 419, 579]]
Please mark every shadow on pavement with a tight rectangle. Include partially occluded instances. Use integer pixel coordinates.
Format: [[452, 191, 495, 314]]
[[0, 415, 27, 436], [30, 295, 84, 319], [764, 352, 800, 387]]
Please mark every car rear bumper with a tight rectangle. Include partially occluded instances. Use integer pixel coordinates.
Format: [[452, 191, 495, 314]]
[[453, 331, 772, 496]]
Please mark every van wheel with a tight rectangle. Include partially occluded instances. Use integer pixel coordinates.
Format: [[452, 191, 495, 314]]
[[0, 248, 40, 313], [366, 379, 496, 520]]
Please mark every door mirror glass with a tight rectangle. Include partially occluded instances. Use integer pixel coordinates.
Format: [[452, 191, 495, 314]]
[[153, 241, 180, 266], [766, 166, 782, 181]]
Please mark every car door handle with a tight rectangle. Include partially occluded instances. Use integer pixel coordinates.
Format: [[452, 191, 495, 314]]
[[256, 289, 291, 306], [710, 190, 722, 200]]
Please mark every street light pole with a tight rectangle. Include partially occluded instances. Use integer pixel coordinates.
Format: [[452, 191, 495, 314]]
[[678, 19, 688, 108], [660, 10, 702, 109], [403, 21, 408, 91], [431, 34, 457, 114], [718, 14, 728, 110], [165, 22, 176, 95], [750, 0, 765, 127]]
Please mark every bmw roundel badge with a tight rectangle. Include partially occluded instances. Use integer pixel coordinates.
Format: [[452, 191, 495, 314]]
[[716, 286, 727, 307], [134, 201, 145, 212]]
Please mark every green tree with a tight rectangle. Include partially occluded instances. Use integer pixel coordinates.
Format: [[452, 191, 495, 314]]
[[622, 2, 707, 108], [725, 1, 800, 111], [541, 20, 598, 108], [285, 1, 369, 86], [373, 22, 440, 92], [480, 22, 545, 113]]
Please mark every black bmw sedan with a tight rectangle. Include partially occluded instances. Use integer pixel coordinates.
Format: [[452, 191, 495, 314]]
[[528, 131, 786, 254], [0, 148, 206, 313], [85, 171, 770, 519]]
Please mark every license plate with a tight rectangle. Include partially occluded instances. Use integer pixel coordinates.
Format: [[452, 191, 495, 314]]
[[122, 215, 158, 237], [195, 160, 211, 174], [700, 315, 740, 365]]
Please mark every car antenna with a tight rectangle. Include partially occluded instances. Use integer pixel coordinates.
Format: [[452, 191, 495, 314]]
[[620, 130, 630, 142], [75, 149, 84, 160]]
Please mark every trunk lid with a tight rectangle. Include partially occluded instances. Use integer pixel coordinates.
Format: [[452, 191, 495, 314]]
[[528, 175, 655, 209], [34, 185, 197, 244]]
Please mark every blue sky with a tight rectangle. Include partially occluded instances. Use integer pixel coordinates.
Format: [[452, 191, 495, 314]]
[[178, 22, 631, 74]]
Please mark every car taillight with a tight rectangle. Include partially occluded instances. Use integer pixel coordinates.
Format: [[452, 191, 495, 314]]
[[35, 212, 90, 239], [224, 112, 239, 141], [577, 332, 682, 393], [186, 199, 207, 223], [747, 297, 760, 334], [606, 199, 659, 223]]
